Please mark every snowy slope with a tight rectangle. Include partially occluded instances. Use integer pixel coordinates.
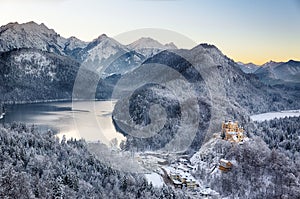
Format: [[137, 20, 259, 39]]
[[80, 34, 145, 76], [0, 21, 88, 57], [254, 60, 300, 85], [254, 61, 283, 80], [112, 43, 300, 152], [0, 48, 79, 102], [64, 36, 88, 51], [273, 60, 300, 83], [237, 62, 258, 73], [128, 37, 176, 50], [127, 37, 177, 58], [13, 51, 55, 78], [145, 173, 165, 187], [81, 34, 127, 62], [0, 22, 65, 54]]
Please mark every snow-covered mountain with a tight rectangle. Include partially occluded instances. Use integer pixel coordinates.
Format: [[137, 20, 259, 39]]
[[237, 62, 258, 73], [0, 21, 299, 107], [80, 34, 127, 62], [128, 37, 176, 50], [260, 60, 283, 68], [79, 34, 145, 77], [0, 21, 88, 56], [112, 43, 300, 151], [63, 36, 88, 59], [127, 37, 177, 58], [274, 60, 300, 82], [0, 48, 79, 102], [254, 60, 300, 86], [64, 36, 88, 52], [254, 60, 282, 79], [0, 22, 149, 102]]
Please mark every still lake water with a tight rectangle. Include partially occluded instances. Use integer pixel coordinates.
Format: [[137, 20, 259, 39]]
[[0, 101, 125, 145]]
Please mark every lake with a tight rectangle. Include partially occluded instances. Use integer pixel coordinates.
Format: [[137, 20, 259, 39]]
[[0, 101, 125, 145], [250, 109, 300, 122]]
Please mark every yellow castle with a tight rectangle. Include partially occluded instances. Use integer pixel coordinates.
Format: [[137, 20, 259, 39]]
[[221, 120, 245, 143]]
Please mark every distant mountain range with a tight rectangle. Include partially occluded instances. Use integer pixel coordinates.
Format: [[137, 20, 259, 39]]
[[254, 60, 300, 87], [238, 60, 300, 88], [0, 22, 178, 102], [237, 62, 258, 73], [0, 22, 299, 134]]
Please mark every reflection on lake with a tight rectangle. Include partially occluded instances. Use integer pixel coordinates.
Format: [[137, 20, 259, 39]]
[[1, 101, 125, 145]]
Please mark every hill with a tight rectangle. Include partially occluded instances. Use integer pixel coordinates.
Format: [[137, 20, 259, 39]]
[[112, 44, 300, 152], [0, 48, 79, 102]]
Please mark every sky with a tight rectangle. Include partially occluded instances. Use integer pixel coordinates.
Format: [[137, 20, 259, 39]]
[[1, 0, 300, 65]]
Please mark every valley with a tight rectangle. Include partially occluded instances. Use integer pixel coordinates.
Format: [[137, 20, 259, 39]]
[[0, 21, 299, 199]]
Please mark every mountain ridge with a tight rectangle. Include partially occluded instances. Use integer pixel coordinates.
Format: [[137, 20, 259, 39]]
[[0, 21, 299, 105], [112, 45, 300, 152]]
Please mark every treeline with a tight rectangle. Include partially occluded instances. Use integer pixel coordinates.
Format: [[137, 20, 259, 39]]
[[0, 123, 185, 199]]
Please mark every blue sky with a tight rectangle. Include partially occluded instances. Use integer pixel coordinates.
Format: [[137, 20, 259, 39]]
[[1, 0, 300, 64]]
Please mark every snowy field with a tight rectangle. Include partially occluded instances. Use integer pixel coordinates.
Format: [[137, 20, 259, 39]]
[[145, 173, 165, 187], [250, 110, 300, 122]]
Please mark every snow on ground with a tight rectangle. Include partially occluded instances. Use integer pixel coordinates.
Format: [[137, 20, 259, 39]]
[[145, 173, 165, 187], [250, 109, 300, 122]]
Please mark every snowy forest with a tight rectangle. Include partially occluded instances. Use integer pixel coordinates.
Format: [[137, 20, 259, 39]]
[[0, 123, 186, 199], [192, 116, 300, 199], [254, 116, 300, 161]]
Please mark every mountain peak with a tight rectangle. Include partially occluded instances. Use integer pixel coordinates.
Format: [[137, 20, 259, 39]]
[[287, 59, 299, 64], [128, 37, 166, 49], [199, 43, 217, 49], [191, 43, 223, 55], [21, 21, 51, 31], [0, 21, 64, 53], [127, 37, 177, 58], [127, 37, 176, 49], [3, 22, 19, 27], [25, 21, 38, 25], [266, 60, 277, 64], [261, 60, 282, 68], [96, 34, 108, 40], [237, 62, 259, 73], [1, 21, 56, 35], [0, 22, 18, 33], [165, 42, 177, 49], [191, 43, 219, 50], [238, 62, 257, 67]]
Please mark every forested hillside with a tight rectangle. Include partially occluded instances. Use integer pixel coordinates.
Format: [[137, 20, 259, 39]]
[[0, 123, 185, 199], [193, 138, 300, 199], [0, 49, 79, 102], [254, 116, 300, 161], [112, 47, 300, 152], [189, 116, 300, 199]]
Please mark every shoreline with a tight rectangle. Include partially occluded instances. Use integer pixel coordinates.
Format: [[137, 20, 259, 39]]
[[2, 98, 118, 105]]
